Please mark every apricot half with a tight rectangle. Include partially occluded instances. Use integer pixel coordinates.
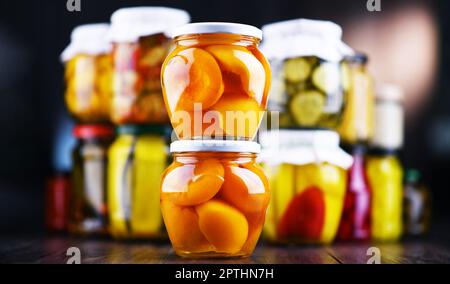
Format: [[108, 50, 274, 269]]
[[196, 200, 248, 254], [161, 159, 224, 206], [206, 45, 266, 103], [162, 47, 224, 112], [220, 163, 270, 213], [161, 200, 213, 253], [211, 93, 263, 139]]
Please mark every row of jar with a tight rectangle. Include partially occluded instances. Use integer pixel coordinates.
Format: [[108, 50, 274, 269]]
[[46, 126, 430, 254], [63, 9, 373, 143]]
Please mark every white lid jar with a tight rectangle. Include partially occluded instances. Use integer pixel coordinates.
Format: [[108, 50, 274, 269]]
[[370, 84, 404, 150]]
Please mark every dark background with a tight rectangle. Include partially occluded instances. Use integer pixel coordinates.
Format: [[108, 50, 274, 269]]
[[0, 0, 448, 234]]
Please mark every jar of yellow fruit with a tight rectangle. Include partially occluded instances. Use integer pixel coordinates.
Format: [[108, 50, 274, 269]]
[[161, 140, 269, 258], [107, 124, 169, 240], [61, 24, 113, 123]]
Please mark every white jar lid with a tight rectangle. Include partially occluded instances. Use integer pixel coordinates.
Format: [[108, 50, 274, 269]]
[[109, 7, 190, 42], [169, 22, 263, 40], [170, 140, 261, 153], [60, 23, 111, 62], [258, 130, 353, 169], [261, 18, 353, 62]]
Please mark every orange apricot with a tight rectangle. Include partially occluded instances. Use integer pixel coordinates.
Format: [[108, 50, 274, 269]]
[[220, 162, 270, 213], [161, 159, 224, 206], [205, 45, 266, 102], [211, 93, 263, 139], [162, 47, 224, 112], [196, 200, 248, 254], [161, 200, 213, 253], [241, 212, 266, 253]]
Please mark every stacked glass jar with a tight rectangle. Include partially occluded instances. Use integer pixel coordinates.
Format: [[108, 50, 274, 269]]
[[160, 23, 272, 258], [260, 19, 354, 244], [61, 24, 114, 236], [105, 7, 190, 240]]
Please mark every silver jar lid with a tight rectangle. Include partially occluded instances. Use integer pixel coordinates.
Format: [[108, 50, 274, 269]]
[[169, 22, 262, 40]]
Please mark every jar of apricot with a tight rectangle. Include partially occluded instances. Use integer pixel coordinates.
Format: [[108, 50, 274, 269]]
[[161, 140, 270, 258], [161, 23, 271, 140]]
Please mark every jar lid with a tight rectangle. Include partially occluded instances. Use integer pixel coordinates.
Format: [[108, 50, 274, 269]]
[[73, 124, 114, 139], [109, 7, 190, 42], [258, 130, 353, 169], [116, 124, 168, 136], [261, 18, 353, 62], [375, 83, 404, 103], [170, 140, 261, 153], [60, 23, 111, 62], [169, 22, 263, 40], [345, 52, 368, 64]]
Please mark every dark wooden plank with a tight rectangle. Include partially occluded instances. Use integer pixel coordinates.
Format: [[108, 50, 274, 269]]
[[1, 236, 449, 264]]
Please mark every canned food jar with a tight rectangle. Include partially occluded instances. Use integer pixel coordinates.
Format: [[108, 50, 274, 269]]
[[261, 19, 353, 129], [69, 124, 114, 235], [336, 144, 371, 241], [367, 84, 404, 242], [108, 125, 169, 239], [161, 23, 271, 140], [161, 140, 270, 258], [109, 7, 190, 124], [61, 24, 113, 123], [260, 130, 352, 244], [337, 53, 375, 144]]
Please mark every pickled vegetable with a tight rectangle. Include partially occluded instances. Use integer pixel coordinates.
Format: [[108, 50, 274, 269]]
[[290, 90, 325, 126], [283, 57, 311, 83], [65, 54, 113, 122], [112, 34, 171, 124]]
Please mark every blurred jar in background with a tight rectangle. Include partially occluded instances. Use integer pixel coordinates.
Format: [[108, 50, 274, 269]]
[[108, 125, 169, 240], [337, 53, 375, 144], [45, 173, 70, 233], [403, 169, 431, 236], [336, 144, 371, 241], [61, 24, 113, 123], [161, 141, 269, 258], [260, 130, 353, 244], [161, 22, 271, 140], [366, 84, 404, 242], [261, 19, 353, 130], [69, 124, 114, 236], [109, 7, 190, 124]]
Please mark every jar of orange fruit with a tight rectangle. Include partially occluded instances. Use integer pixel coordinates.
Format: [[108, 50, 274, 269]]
[[61, 24, 112, 123], [161, 23, 271, 140], [161, 140, 270, 258], [109, 7, 190, 124]]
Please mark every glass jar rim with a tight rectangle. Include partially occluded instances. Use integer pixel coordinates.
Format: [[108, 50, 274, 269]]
[[169, 22, 262, 40], [170, 140, 261, 154]]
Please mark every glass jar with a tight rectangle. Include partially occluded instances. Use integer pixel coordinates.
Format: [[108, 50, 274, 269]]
[[337, 53, 375, 144], [61, 24, 113, 123], [367, 84, 404, 242], [161, 23, 271, 140], [69, 124, 114, 236], [260, 130, 352, 244], [336, 144, 371, 241], [261, 19, 353, 129], [403, 169, 431, 236], [108, 124, 169, 239], [109, 7, 190, 124], [45, 172, 70, 233], [161, 140, 269, 258], [367, 150, 403, 242]]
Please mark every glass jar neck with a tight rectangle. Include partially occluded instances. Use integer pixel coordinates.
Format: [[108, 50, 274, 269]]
[[174, 33, 260, 47], [173, 152, 257, 164]]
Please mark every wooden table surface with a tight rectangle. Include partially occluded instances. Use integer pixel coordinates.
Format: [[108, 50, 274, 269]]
[[1, 235, 450, 264]]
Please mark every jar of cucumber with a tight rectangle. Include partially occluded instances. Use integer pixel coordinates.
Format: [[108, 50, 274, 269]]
[[262, 19, 353, 129]]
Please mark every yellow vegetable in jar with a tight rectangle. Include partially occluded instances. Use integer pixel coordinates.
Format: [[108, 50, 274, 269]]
[[367, 154, 403, 242], [108, 128, 167, 239]]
